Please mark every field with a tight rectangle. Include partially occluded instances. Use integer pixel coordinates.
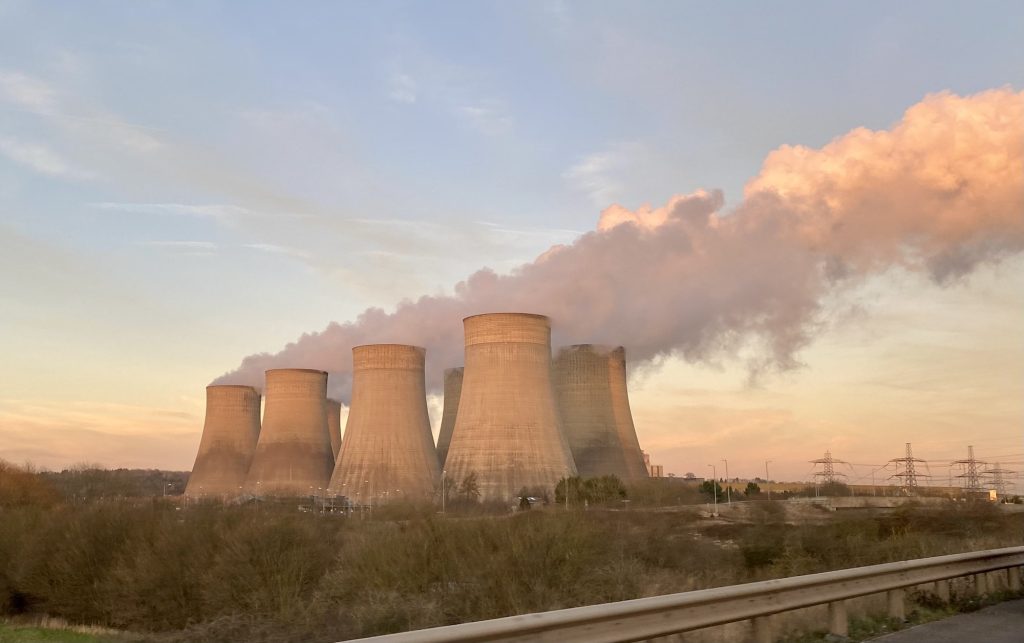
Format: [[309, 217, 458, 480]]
[[1, 464, 1022, 643]]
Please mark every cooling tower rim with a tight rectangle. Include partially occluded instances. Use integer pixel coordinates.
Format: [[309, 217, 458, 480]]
[[463, 312, 550, 323], [352, 343, 426, 352], [205, 384, 259, 391], [264, 368, 327, 375], [558, 343, 624, 353]]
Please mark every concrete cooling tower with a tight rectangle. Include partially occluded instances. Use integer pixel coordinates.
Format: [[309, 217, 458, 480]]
[[185, 385, 261, 498], [435, 367, 463, 469], [244, 369, 334, 497], [554, 345, 648, 480], [327, 399, 343, 458], [328, 345, 440, 503], [445, 313, 576, 502]]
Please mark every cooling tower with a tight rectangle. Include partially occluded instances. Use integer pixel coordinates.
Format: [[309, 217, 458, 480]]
[[554, 345, 648, 480], [435, 367, 463, 468], [445, 313, 576, 502], [185, 385, 261, 498], [244, 369, 334, 497], [328, 345, 440, 503], [327, 399, 342, 458]]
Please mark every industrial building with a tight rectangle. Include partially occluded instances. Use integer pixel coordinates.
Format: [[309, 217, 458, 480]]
[[329, 345, 440, 502], [554, 344, 648, 480], [444, 313, 577, 501], [185, 385, 261, 498], [435, 366, 463, 468], [244, 368, 335, 497]]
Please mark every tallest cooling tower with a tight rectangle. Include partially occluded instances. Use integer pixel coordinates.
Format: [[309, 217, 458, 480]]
[[445, 313, 576, 501]]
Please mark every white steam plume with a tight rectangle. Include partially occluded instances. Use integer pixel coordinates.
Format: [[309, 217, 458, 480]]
[[214, 89, 1024, 402]]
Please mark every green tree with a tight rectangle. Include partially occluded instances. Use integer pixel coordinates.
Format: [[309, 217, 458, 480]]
[[744, 482, 761, 496], [459, 472, 480, 501], [700, 479, 723, 499]]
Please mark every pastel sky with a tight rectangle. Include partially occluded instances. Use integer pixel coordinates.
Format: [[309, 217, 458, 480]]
[[1, 2, 1021, 486]]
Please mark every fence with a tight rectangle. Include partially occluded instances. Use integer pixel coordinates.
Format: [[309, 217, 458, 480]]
[[342, 545, 1024, 643]]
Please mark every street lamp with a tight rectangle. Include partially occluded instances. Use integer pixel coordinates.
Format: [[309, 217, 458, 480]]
[[721, 459, 731, 504], [765, 460, 772, 500], [441, 469, 446, 514], [707, 464, 718, 516]]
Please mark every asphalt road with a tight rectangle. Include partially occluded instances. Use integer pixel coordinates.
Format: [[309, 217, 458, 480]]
[[872, 599, 1024, 642]]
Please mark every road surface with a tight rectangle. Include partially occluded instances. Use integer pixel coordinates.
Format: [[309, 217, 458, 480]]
[[873, 598, 1024, 642]]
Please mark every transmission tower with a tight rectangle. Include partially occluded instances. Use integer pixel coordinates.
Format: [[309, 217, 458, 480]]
[[983, 462, 1017, 499], [952, 445, 986, 494], [810, 450, 848, 485], [888, 442, 929, 494]]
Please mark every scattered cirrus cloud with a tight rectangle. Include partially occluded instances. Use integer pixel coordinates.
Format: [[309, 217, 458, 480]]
[[242, 242, 310, 259], [139, 240, 217, 250], [0, 136, 95, 180], [90, 202, 311, 225], [134, 239, 312, 260], [388, 72, 418, 104], [0, 70, 57, 112], [458, 101, 513, 136], [563, 142, 646, 207]]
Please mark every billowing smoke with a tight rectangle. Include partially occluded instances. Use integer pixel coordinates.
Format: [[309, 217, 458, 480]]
[[214, 89, 1024, 402]]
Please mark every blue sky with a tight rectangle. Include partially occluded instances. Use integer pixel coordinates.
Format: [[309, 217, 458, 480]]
[[1, 2, 1022, 480]]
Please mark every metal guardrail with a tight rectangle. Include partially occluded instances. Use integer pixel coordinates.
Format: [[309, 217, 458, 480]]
[[342, 546, 1024, 643]]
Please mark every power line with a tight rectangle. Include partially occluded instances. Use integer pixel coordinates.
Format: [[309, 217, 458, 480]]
[[983, 462, 1018, 498], [888, 442, 930, 494], [810, 450, 848, 485], [951, 445, 986, 493]]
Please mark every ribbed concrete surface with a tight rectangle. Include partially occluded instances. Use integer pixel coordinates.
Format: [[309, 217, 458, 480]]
[[435, 367, 463, 469], [554, 345, 648, 480], [186, 385, 261, 498], [244, 369, 334, 497], [607, 346, 649, 479], [326, 399, 342, 458], [445, 313, 577, 502], [329, 345, 440, 502]]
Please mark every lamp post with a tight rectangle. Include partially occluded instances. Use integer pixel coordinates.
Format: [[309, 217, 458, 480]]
[[442, 469, 446, 514], [765, 460, 772, 500], [707, 464, 718, 516], [721, 459, 731, 504]]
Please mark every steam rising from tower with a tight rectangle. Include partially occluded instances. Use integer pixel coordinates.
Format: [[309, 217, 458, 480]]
[[554, 345, 647, 479], [435, 367, 463, 468], [445, 313, 576, 501], [214, 90, 1024, 403], [329, 345, 440, 502], [244, 368, 334, 496], [185, 385, 261, 498]]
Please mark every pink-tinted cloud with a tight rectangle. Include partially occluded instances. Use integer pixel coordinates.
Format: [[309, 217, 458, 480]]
[[215, 88, 1024, 403]]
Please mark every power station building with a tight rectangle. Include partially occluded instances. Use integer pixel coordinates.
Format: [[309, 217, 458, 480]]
[[329, 345, 440, 502], [435, 366, 463, 469], [554, 344, 648, 480], [185, 385, 262, 498], [444, 313, 577, 501], [244, 368, 335, 497]]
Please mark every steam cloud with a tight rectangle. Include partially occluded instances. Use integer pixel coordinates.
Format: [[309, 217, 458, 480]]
[[214, 89, 1024, 402]]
